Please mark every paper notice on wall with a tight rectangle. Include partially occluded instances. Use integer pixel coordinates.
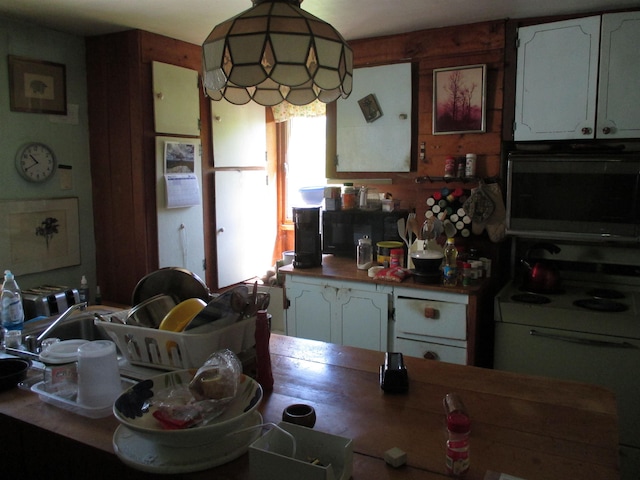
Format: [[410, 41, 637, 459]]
[[165, 174, 201, 208]]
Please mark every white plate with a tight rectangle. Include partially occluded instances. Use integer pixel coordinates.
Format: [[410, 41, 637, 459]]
[[39, 339, 89, 364], [112, 411, 263, 474]]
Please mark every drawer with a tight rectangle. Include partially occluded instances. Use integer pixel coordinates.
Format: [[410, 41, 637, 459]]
[[394, 297, 467, 340], [395, 337, 467, 364]]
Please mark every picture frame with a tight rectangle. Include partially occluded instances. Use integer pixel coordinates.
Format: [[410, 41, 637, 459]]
[[433, 64, 486, 135], [357, 93, 383, 123], [8, 55, 67, 115], [0, 197, 80, 275]]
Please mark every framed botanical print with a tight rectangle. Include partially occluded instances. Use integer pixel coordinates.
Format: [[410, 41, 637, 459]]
[[8, 55, 67, 115], [433, 64, 486, 134]]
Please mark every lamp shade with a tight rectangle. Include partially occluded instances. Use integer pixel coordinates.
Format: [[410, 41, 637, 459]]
[[202, 0, 353, 106]]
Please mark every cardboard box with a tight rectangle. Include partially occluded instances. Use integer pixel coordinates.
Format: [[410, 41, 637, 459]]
[[249, 422, 353, 480]]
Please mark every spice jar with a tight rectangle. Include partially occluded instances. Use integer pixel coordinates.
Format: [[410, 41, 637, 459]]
[[390, 248, 404, 268], [357, 236, 373, 270], [341, 183, 356, 210]]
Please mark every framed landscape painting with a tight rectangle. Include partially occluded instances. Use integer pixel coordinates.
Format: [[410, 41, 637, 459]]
[[433, 64, 486, 134]]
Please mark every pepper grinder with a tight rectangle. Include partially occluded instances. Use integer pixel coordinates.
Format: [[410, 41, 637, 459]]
[[255, 309, 274, 392]]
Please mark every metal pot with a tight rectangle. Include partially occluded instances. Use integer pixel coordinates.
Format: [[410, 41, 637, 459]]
[[521, 243, 562, 293], [127, 294, 177, 328]]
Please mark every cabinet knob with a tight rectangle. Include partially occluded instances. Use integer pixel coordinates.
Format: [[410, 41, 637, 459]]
[[423, 351, 439, 361], [602, 126, 612, 135], [581, 127, 592, 135], [424, 307, 438, 319]]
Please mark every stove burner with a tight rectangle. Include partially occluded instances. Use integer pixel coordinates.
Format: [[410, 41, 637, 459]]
[[511, 293, 551, 304], [573, 299, 628, 312], [586, 288, 625, 300]]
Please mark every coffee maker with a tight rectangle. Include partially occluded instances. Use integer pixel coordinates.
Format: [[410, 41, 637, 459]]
[[293, 207, 322, 268]]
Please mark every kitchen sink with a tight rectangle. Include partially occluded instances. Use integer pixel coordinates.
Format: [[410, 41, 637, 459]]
[[22, 310, 113, 344]]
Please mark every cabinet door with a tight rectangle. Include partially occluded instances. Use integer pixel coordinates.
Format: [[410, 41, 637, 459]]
[[335, 287, 389, 351], [285, 279, 334, 343], [152, 62, 200, 136], [597, 11, 640, 139], [514, 16, 600, 141]]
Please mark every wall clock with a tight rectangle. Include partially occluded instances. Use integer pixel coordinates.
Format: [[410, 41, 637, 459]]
[[15, 142, 57, 183]]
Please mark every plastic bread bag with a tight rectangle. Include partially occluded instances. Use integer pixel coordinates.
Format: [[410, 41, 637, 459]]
[[151, 349, 243, 429]]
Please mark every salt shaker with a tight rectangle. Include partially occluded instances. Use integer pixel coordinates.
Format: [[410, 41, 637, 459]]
[[357, 236, 373, 270]]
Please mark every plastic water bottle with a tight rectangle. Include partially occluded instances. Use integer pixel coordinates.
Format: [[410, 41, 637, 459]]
[[2, 270, 25, 342], [79, 275, 90, 304], [443, 238, 458, 286]]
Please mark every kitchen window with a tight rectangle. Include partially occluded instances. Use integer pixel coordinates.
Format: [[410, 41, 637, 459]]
[[274, 105, 326, 224]]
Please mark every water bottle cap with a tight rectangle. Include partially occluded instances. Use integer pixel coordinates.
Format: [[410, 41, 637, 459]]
[[4, 270, 14, 281]]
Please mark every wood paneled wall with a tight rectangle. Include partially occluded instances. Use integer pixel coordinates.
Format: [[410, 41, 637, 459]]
[[334, 20, 506, 221]]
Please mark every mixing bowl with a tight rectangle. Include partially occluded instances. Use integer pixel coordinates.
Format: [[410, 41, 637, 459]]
[[127, 294, 177, 328], [113, 370, 262, 447], [411, 250, 444, 272]]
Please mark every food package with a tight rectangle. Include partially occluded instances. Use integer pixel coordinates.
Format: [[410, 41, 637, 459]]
[[374, 267, 411, 282], [152, 349, 242, 429]]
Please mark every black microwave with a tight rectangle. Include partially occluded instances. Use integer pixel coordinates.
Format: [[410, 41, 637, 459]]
[[506, 152, 640, 242], [322, 210, 409, 256]]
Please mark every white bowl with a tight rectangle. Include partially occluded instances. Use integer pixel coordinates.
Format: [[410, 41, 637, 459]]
[[113, 370, 262, 447]]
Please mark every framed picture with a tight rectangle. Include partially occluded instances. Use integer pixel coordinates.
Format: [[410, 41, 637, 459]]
[[358, 93, 383, 123], [433, 64, 486, 135], [8, 55, 67, 115], [0, 197, 80, 275]]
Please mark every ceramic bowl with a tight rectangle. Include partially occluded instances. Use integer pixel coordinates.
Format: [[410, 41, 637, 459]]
[[113, 370, 262, 447], [158, 298, 207, 332], [298, 186, 324, 205], [411, 250, 444, 272]]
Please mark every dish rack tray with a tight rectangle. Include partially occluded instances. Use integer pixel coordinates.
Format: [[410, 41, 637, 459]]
[[99, 312, 256, 371]]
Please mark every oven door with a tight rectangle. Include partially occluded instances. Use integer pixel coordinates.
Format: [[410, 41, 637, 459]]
[[494, 322, 640, 453]]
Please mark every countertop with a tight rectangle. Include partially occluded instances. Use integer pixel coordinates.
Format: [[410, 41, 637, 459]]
[[0, 334, 619, 479], [280, 255, 488, 295]]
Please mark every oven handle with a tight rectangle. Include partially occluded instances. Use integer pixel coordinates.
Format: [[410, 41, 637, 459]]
[[529, 329, 639, 349]]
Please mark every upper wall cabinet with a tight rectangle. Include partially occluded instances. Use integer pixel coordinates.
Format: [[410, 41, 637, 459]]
[[152, 61, 200, 136], [514, 11, 640, 141], [336, 63, 413, 172]]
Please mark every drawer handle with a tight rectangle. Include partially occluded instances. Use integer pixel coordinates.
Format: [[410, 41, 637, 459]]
[[424, 307, 438, 319], [529, 329, 638, 349], [423, 351, 439, 361]]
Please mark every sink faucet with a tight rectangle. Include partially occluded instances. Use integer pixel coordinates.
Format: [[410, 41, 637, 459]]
[[34, 302, 88, 347]]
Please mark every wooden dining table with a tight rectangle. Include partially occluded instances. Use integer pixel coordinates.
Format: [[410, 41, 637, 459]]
[[0, 334, 619, 479]]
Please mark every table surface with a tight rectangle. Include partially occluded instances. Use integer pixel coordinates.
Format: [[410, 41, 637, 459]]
[[0, 334, 619, 479]]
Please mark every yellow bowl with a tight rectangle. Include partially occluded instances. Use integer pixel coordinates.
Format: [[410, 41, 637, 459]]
[[158, 298, 206, 332]]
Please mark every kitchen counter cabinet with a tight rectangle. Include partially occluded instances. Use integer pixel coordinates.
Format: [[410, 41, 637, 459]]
[[281, 255, 488, 365], [0, 335, 619, 480], [285, 273, 393, 351]]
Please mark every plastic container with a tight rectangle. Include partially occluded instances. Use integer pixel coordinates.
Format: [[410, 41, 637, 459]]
[[99, 311, 256, 370], [376, 241, 403, 265], [1, 270, 25, 338], [443, 238, 458, 286], [444, 156, 456, 178], [390, 248, 404, 268], [357, 236, 373, 270], [465, 153, 477, 178]]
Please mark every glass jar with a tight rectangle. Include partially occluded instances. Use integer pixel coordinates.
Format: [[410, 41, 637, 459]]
[[357, 236, 373, 270], [341, 183, 356, 210]]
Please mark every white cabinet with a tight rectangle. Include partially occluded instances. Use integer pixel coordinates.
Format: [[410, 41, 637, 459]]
[[514, 11, 640, 141], [285, 274, 392, 351], [393, 286, 469, 365], [597, 11, 640, 139], [152, 61, 200, 136]]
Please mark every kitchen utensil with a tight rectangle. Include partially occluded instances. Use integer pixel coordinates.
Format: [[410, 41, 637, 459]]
[[127, 294, 177, 328], [521, 242, 562, 293], [0, 358, 31, 392], [397, 218, 408, 248], [183, 285, 249, 331], [132, 267, 211, 306], [406, 212, 416, 246]]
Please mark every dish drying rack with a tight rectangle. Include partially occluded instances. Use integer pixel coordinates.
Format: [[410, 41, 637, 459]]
[[99, 311, 256, 371]]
